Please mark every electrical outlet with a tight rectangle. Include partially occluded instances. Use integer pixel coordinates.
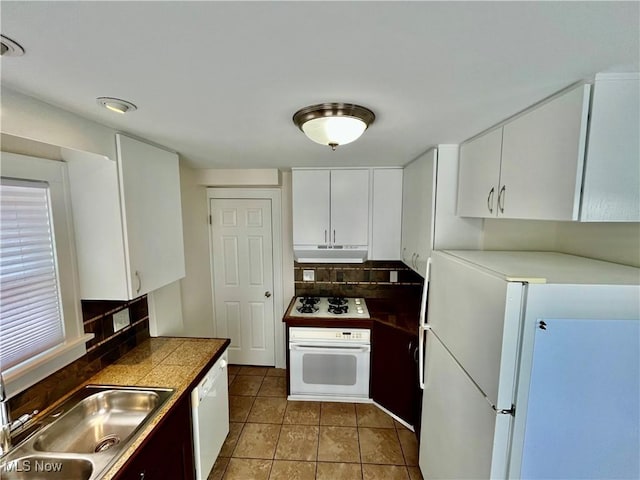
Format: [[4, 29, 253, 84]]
[[390, 271, 398, 283], [303, 269, 315, 282], [113, 308, 130, 332]]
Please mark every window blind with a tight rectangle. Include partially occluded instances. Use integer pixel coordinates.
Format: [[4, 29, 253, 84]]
[[0, 178, 65, 371]]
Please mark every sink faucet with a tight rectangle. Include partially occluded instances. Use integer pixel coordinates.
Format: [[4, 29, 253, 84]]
[[0, 372, 11, 456]]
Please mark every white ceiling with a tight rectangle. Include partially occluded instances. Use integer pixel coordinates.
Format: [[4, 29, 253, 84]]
[[1, 1, 638, 169]]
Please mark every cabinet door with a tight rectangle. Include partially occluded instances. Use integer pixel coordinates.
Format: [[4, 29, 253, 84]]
[[116, 134, 185, 298], [371, 322, 420, 427], [371, 169, 403, 260], [499, 84, 590, 220], [292, 169, 330, 245], [401, 150, 436, 276], [401, 160, 418, 267], [413, 150, 436, 276], [457, 128, 502, 218], [114, 396, 194, 480], [330, 169, 369, 246], [581, 74, 640, 221]]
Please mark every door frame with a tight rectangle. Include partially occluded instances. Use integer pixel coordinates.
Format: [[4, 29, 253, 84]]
[[207, 188, 285, 368]]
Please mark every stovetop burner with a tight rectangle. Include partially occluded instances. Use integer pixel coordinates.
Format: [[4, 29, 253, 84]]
[[328, 304, 349, 315], [327, 297, 347, 306], [299, 296, 320, 305], [297, 304, 319, 314]]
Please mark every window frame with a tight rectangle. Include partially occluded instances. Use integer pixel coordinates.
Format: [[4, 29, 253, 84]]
[[1, 152, 92, 398]]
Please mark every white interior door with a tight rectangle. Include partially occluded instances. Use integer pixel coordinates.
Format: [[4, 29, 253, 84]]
[[210, 198, 275, 365]]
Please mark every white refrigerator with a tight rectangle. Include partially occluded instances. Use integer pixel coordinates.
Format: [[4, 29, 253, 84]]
[[418, 250, 640, 479]]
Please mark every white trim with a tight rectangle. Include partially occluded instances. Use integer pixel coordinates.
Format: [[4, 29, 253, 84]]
[[288, 395, 373, 404], [4, 334, 93, 397], [1, 152, 91, 398], [206, 188, 285, 368], [372, 400, 416, 432]]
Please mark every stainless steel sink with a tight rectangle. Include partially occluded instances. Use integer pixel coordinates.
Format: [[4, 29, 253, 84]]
[[0, 386, 174, 480], [33, 388, 169, 454]]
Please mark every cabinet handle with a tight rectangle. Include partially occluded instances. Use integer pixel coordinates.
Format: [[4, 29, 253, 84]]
[[415, 253, 420, 270], [498, 185, 506, 214], [324, 229, 327, 244], [402, 247, 407, 262], [487, 187, 495, 214], [411, 253, 416, 269], [333, 229, 336, 244], [135, 271, 141, 294], [265, 291, 271, 298]]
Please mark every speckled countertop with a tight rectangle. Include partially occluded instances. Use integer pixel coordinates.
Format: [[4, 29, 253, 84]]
[[36, 337, 230, 480]]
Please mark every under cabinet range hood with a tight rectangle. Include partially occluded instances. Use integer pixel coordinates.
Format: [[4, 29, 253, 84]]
[[294, 246, 368, 263]]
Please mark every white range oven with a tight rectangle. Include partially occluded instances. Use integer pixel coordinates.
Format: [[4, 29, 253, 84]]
[[287, 296, 371, 402]]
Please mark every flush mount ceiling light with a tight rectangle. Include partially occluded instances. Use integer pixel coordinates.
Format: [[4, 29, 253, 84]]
[[293, 103, 375, 151], [0, 35, 25, 57], [96, 97, 138, 114]]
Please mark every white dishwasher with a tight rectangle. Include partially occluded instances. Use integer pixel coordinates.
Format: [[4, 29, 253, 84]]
[[191, 350, 229, 480]]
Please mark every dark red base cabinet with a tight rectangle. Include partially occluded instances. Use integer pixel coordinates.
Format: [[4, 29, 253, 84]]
[[114, 394, 195, 480], [371, 322, 422, 432]]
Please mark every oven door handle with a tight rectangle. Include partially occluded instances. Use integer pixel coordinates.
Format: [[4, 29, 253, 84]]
[[290, 344, 371, 353]]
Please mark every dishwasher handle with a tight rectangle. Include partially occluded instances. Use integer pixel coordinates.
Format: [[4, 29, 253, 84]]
[[193, 355, 228, 405]]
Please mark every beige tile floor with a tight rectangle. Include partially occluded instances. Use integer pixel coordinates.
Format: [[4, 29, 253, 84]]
[[207, 365, 423, 480]]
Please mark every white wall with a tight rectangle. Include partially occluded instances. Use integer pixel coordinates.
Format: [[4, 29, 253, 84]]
[[482, 219, 640, 267], [177, 163, 216, 337], [1, 88, 117, 160], [555, 221, 640, 267], [280, 171, 295, 307], [482, 219, 558, 251]]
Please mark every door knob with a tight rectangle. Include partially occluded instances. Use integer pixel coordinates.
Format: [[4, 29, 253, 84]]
[[265, 291, 272, 298]]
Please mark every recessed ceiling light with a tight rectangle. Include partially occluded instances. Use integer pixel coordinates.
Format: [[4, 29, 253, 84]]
[[96, 97, 137, 114], [0, 35, 25, 57]]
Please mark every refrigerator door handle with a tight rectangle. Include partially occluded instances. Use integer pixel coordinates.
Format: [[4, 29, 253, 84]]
[[419, 256, 432, 328], [418, 256, 433, 390], [494, 404, 516, 416], [418, 324, 432, 390]]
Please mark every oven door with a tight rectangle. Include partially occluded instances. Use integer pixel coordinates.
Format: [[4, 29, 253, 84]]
[[289, 343, 371, 398]]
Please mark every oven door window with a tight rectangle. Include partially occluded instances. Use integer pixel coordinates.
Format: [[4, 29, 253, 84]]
[[303, 353, 357, 386]]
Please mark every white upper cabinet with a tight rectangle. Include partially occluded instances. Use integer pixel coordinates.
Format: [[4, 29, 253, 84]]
[[499, 84, 589, 220], [402, 147, 482, 277], [292, 169, 369, 248], [291, 169, 331, 245], [67, 134, 185, 300], [116, 134, 185, 298], [581, 74, 640, 222], [458, 74, 639, 222], [401, 149, 435, 275], [330, 169, 370, 246], [457, 128, 503, 218], [370, 168, 403, 260], [458, 84, 590, 221]]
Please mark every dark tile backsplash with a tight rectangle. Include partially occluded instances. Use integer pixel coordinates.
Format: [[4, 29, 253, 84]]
[[9, 295, 150, 418], [294, 260, 424, 299]]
